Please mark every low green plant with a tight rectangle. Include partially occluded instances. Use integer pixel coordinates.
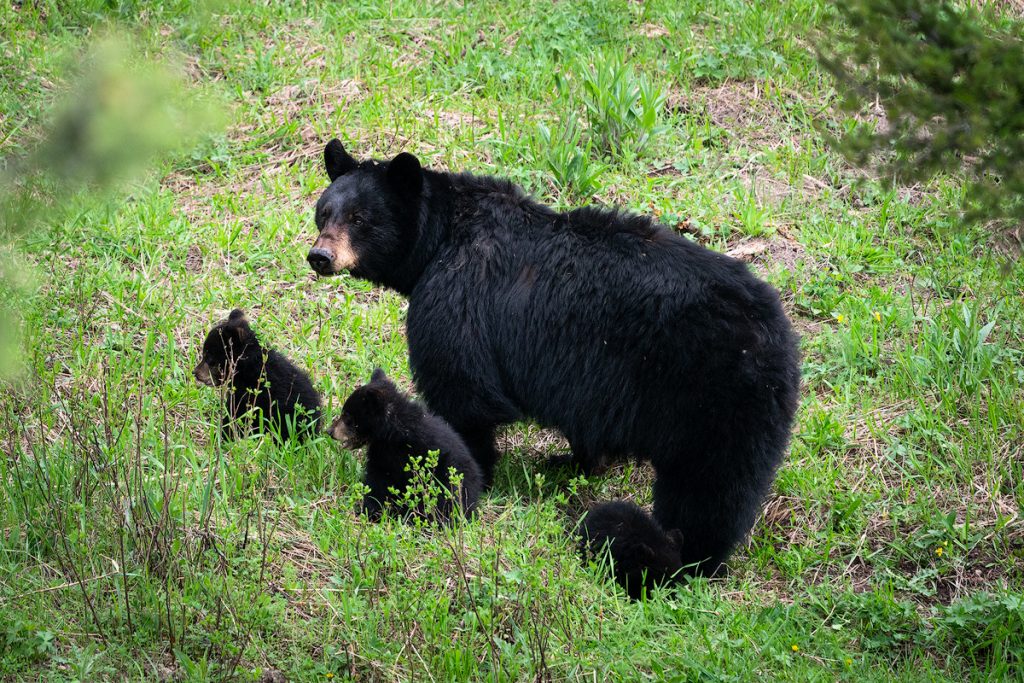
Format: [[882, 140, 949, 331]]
[[534, 116, 605, 199], [576, 55, 667, 158], [933, 591, 1024, 671], [732, 183, 773, 236], [386, 449, 470, 525]]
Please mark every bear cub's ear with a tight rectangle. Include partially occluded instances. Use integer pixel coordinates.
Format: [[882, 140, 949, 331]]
[[387, 152, 422, 196], [324, 138, 358, 181], [226, 309, 252, 340], [370, 368, 388, 384]]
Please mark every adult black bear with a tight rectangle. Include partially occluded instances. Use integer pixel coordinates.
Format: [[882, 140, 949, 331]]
[[307, 140, 800, 592], [329, 369, 483, 522], [194, 309, 321, 441]]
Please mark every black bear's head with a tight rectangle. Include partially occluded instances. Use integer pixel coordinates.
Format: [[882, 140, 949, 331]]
[[329, 368, 402, 448], [194, 309, 259, 387], [307, 139, 423, 288]]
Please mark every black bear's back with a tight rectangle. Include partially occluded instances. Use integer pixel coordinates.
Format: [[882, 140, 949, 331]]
[[259, 349, 322, 439], [410, 190, 799, 467]]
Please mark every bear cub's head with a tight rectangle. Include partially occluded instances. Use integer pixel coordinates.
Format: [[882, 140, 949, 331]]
[[329, 368, 403, 448], [306, 139, 423, 284], [193, 309, 257, 387]]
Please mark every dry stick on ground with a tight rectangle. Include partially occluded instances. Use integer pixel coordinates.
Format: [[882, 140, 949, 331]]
[[102, 360, 134, 634], [226, 505, 282, 680], [161, 398, 179, 653], [25, 401, 108, 643], [443, 518, 501, 676], [46, 371, 129, 640]]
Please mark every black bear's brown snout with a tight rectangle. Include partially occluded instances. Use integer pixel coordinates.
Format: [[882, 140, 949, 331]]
[[307, 248, 334, 275], [328, 416, 366, 449], [193, 361, 216, 387]]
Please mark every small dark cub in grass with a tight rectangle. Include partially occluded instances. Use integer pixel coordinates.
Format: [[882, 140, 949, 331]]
[[330, 369, 482, 522], [193, 309, 321, 441], [581, 501, 684, 600]]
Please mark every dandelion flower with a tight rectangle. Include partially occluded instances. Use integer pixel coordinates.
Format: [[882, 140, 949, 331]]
[[326, 674, 334, 680], [837, 314, 846, 324], [792, 644, 800, 652], [936, 546, 944, 557], [873, 311, 881, 322]]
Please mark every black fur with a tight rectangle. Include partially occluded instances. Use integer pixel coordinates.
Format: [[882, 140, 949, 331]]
[[580, 501, 686, 599], [308, 141, 801, 591], [193, 309, 321, 441], [330, 369, 483, 522]]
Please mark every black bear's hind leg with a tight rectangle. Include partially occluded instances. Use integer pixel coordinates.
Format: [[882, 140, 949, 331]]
[[651, 469, 756, 578]]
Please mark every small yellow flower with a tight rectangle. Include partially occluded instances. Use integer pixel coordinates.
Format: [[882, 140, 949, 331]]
[[836, 314, 846, 324], [873, 311, 881, 322], [936, 546, 944, 557], [326, 674, 334, 680], [942, 540, 948, 546], [791, 644, 799, 652], [845, 658, 853, 666]]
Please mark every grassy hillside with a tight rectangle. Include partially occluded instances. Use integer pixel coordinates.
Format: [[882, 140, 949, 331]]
[[1, 1, 1021, 680]]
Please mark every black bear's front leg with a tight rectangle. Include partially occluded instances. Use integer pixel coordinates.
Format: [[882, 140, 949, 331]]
[[544, 443, 610, 478], [457, 425, 500, 487]]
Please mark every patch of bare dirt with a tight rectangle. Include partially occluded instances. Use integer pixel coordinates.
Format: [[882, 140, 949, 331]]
[[267, 78, 363, 116], [638, 23, 669, 38], [969, 0, 1024, 17], [422, 108, 489, 130], [499, 426, 568, 457], [184, 244, 203, 273], [670, 80, 804, 149], [725, 232, 808, 275]]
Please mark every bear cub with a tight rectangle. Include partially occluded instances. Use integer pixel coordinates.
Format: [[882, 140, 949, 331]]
[[194, 309, 321, 441], [580, 501, 685, 600], [330, 369, 482, 522]]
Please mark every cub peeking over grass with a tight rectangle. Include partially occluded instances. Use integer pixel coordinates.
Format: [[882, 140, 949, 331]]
[[330, 369, 482, 523], [193, 309, 321, 441]]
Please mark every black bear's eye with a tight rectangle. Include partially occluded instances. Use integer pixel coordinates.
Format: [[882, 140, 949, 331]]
[[349, 213, 364, 227]]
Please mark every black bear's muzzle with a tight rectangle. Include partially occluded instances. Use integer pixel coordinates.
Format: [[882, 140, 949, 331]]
[[307, 248, 335, 275], [193, 361, 216, 387], [328, 416, 366, 449]]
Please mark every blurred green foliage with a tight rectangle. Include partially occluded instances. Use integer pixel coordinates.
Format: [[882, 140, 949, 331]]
[[0, 31, 223, 376], [817, 0, 1024, 234]]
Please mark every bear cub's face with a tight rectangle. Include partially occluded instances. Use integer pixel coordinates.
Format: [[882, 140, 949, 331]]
[[329, 368, 398, 448], [306, 139, 423, 282], [193, 309, 254, 387]]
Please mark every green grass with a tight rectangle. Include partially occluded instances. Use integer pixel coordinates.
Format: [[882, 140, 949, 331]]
[[1, 1, 1022, 680]]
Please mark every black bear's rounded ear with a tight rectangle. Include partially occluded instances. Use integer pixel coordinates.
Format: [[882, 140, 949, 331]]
[[227, 309, 252, 340], [324, 138, 358, 181], [387, 152, 422, 196], [370, 368, 388, 383]]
